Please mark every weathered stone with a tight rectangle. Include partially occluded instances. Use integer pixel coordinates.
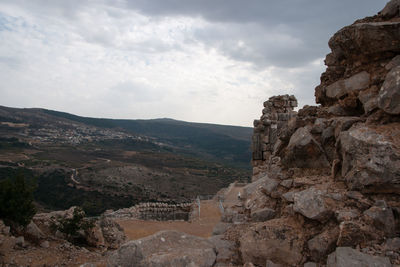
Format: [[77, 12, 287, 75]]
[[0, 220, 10, 235], [208, 235, 237, 266], [283, 127, 330, 169], [329, 22, 400, 61], [293, 188, 332, 222], [378, 65, 400, 114], [15, 236, 25, 248], [385, 55, 400, 70], [251, 208, 276, 222], [99, 217, 126, 249], [212, 222, 231, 235], [86, 222, 105, 248], [266, 260, 283, 267], [336, 221, 377, 247], [335, 209, 360, 222], [107, 230, 216, 267], [281, 191, 295, 202], [308, 227, 339, 261], [384, 237, 400, 251], [327, 247, 391, 267], [326, 72, 370, 99], [40, 240, 50, 248], [243, 175, 279, 198], [280, 179, 293, 189], [25, 221, 45, 242], [332, 117, 362, 140], [304, 263, 317, 267], [338, 124, 400, 193], [363, 201, 395, 236], [380, 0, 400, 18], [239, 219, 304, 266]]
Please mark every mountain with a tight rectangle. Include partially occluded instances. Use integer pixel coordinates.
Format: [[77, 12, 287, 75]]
[[0, 105, 252, 215]]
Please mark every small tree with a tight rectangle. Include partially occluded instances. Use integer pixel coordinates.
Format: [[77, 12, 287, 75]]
[[0, 172, 36, 227], [55, 207, 94, 244]]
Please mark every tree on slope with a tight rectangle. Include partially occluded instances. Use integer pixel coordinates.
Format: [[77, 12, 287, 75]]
[[0, 171, 36, 227]]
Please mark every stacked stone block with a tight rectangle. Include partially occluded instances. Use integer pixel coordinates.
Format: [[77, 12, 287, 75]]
[[252, 95, 297, 165]]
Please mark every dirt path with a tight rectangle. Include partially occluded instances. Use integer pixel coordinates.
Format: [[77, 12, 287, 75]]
[[117, 200, 221, 240]]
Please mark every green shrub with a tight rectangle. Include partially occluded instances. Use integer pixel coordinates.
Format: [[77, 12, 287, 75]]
[[0, 172, 36, 227], [54, 207, 94, 244]]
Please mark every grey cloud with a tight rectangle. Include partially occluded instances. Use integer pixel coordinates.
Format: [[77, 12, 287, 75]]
[[123, 0, 387, 68], [108, 81, 164, 103]]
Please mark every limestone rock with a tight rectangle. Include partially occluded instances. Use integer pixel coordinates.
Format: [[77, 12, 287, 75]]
[[107, 230, 216, 267], [208, 235, 237, 266], [308, 227, 339, 261], [212, 222, 231, 236], [283, 127, 330, 168], [239, 219, 304, 266], [378, 65, 400, 114], [250, 208, 276, 222], [327, 247, 391, 267], [338, 124, 400, 193], [0, 220, 10, 235], [243, 174, 279, 198], [99, 217, 126, 249], [363, 201, 396, 237], [336, 221, 377, 247], [380, 0, 400, 18], [293, 188, 332, 222], [24, 221, 45, 242], [326, 71, 370, 99], [335, 209, 360, 222]]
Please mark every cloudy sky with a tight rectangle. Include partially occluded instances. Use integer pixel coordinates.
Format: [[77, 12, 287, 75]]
[[0, 0, 388, 126]]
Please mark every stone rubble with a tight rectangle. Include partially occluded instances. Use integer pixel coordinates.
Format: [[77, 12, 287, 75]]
[[221, 1, 400, 266]]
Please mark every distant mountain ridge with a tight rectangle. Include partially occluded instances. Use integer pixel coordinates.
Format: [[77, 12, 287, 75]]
[[1, 105, 253, 167]]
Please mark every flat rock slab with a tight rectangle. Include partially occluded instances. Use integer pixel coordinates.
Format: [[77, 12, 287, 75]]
[[107, 230, 216, 267], [293, 188, 332, 222], [327, 247, 391, 267]]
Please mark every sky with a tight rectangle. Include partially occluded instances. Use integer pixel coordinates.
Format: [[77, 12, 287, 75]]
[[0, 0, 388, 127]]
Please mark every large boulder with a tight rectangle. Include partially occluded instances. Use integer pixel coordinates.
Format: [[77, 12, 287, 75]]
[[326, 71, 370, 99], [307, 227, 339, 261], [283, 127, 330, 168], [99, 217, 126, 249], [293, 188, 333, 222], [243, 174, 279, 198], [329, 21, 400, 64], [338, 124, 400, 193], [363, 200, 396, 237], [208, 235, 237, 266], [107, 230, 216, 267], [327, 247, 391, 267], [24, 221, 45, 242], [378, 65, 400, 114], [250, 208, 276, 222], [239, 218, 304, 266]]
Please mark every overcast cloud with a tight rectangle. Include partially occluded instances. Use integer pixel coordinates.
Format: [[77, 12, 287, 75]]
[[0, 0, 388, 126]]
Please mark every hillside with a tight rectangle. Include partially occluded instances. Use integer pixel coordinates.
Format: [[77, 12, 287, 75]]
[[0, 105, 252, 215]]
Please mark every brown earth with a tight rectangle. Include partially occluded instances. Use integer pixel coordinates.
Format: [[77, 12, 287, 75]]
[[117, 200, 221, 240]]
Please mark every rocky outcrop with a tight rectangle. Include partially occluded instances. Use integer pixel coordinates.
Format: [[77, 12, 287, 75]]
[[107, 230, 216, 267], [224, 1, 400, 266], [327, 247, 392, 267]]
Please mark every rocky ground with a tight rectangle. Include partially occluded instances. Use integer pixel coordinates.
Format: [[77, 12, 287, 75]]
[[108, 1, 400, 266]]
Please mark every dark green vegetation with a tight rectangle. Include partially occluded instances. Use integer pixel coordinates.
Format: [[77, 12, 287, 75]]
[[52, 207, 94, 244], [0, 170, 36, 227], [0, 105, 252, 216]]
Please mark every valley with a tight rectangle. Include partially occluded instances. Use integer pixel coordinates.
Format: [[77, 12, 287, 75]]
[[0, 106, 252, 215]]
